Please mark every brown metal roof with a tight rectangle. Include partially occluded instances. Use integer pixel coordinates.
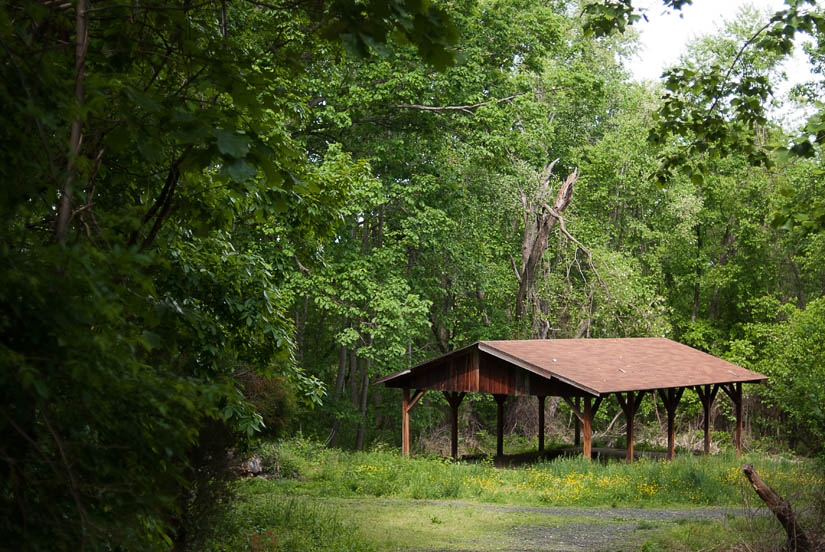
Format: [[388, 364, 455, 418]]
[[376, 338, 767, 396]]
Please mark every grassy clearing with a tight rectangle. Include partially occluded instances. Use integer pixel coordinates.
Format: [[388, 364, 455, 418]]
[[207, 439, 823, 551], [205, 489, 373, 551], [263, 438, 822, 508]]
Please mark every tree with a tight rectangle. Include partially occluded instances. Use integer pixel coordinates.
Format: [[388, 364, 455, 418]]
[[0, 0, 457, 548]]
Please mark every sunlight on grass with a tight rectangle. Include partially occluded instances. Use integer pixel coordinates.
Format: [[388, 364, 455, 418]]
[[261, 438, 822, 508]]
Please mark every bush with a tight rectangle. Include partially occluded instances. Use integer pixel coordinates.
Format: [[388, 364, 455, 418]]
[[239, 373, 298, 438]]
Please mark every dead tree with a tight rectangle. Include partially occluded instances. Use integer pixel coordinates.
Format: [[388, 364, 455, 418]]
[[515, 160, 578, 324], [742, 463, 813, 552]]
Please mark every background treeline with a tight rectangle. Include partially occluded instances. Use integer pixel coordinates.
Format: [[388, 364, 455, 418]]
[[288, 1, 825, 459], [1, 0, 824, 550]]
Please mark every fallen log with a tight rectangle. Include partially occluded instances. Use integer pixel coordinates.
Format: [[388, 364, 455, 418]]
[[742, 463, 812, 552]]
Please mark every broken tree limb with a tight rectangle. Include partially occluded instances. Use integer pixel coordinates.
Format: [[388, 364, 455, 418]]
[[742, 463, 812, 552], [515, 164, 578, 322]]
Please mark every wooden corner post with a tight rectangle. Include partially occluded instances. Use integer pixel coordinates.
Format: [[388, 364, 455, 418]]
[[402, 388, 410, 456], [401, 388, 425, 457]]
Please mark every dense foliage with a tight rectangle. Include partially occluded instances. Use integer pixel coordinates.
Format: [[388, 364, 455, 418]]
[[1, 0, 825, 549]]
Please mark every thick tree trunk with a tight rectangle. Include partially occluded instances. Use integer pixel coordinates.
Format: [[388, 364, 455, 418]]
[[742, 464, 812, 552]]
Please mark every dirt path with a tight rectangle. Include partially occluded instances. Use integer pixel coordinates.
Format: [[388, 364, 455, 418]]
[[417, 501, 752, 552]]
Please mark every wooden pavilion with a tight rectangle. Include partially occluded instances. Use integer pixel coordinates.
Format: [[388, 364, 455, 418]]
[[375, 338, 767, 461]]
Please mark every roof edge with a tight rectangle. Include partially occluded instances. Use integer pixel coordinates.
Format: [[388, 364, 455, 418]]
[[478, 341, 600, 396], [373, 341, 480, 386]]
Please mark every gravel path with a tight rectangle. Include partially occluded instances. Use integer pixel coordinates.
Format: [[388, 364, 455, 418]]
[[418, 501, 754, 552]]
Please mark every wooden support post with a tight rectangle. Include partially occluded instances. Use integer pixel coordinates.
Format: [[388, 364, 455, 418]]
[[561, 395, 602, 461], [493, 394, 507, 457], [574, 396, 581, 447], [443, 392, 465, 460], [735, 383, 743, 457], [402, 388, 410, 457], [659, 387, 685, 461], [537, 395, 546, 452], [401, 389, 425, 457], [616, 391, 645, 463], [582, 396, 592, 461], [694, 385, 719, 455], [719, 383, 744, 457]]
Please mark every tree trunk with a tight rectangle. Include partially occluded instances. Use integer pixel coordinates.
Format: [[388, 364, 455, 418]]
[[56, 0, 88, 242], [691, 224, 702, 323], [515, 162, 577, 324], [742, 464, 812, 552], [709, 222, 735, 321], [349, 347, 358, 406], [355, 356, 370, 450], [328, 342, 348, 447], [294, 295, 309, 367]]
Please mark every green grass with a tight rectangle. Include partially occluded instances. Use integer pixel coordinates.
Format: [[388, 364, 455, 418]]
[[211, 439, 824, 551], [632, 517, 787, 552], [259, 438, 822, 508], [205, 486, 375, 551]]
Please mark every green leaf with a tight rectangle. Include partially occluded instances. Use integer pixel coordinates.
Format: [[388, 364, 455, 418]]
[[224, 158, 257, 182], [214, 129, 251, 158]]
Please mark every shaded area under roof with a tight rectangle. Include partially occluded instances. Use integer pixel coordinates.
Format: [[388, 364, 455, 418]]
[[376, 337, 767, 396]]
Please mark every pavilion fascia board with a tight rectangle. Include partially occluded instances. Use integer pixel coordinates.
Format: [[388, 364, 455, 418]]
[[476, 341, 599, 395], [373, 341, 479, 386], [374, 341, 600, 396]]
